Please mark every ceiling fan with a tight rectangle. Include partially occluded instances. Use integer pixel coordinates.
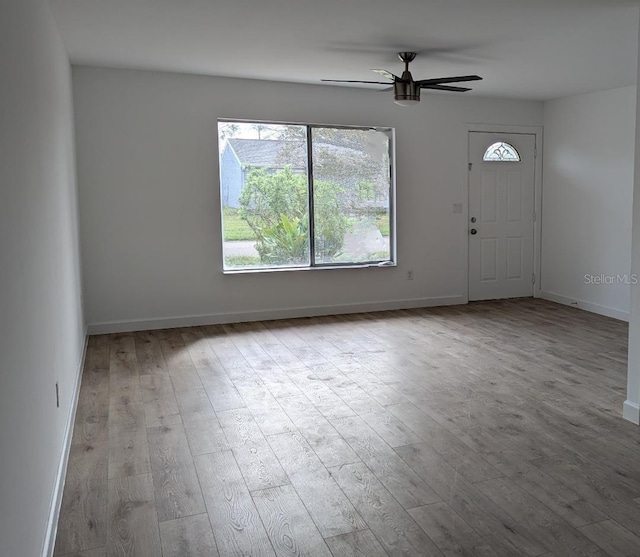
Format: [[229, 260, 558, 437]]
[[322, 52, 482, 106]]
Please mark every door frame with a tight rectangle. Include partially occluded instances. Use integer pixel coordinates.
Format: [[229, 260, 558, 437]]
[[464, 124, 543, 303]]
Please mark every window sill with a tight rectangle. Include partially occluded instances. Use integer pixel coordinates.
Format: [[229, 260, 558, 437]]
[[223, 261, 397, 275]]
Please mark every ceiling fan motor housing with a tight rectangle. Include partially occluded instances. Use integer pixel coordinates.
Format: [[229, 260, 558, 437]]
[[394, 79, 420, 103]]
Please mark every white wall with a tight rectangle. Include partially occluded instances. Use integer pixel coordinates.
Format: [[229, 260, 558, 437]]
[[73, 66, 542, 331], [541, 86, 636, 320], [0, 1, 85, 555], [625, 37, 640, 425]]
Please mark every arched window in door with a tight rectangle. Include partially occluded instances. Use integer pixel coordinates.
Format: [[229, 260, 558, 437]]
[[483, 141, 521, 162]]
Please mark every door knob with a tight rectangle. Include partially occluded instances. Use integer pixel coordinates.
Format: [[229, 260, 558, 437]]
[[470, 217, 477, 223], [470, 229, 477, 235]]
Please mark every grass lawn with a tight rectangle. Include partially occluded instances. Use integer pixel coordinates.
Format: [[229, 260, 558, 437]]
[[222, 207, 256, 241], [375, 213, 390, 237], [225, 255, 261, 267], [223, 206, 390, 240]]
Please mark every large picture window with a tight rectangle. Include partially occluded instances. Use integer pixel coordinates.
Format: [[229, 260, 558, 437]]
[[218, 120, 395, 271]]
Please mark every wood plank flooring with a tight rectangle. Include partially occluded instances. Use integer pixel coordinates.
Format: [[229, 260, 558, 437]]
[[55, 299, 640, 556]]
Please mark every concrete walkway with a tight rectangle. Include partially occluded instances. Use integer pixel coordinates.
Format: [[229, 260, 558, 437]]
[[224, 240, 259, 258]]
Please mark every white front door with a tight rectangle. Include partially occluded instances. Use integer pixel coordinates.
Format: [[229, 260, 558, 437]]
[[468, 132, 536, 301]]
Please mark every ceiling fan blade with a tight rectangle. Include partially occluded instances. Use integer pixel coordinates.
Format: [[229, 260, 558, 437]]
[[417, 75, 483, 86], [321, 79, 396, 84], [371, 69, 398, 81], [421, 84, 472, 92]]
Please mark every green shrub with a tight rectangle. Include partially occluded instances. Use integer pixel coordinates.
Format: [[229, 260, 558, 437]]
[[313, 180, 349, 259], [239, 167, 307, 232], [239, 166, 348, 263], [259, 213, 308, 265]]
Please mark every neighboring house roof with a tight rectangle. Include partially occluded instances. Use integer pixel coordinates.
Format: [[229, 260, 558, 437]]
[[227, 139, 306, 168], [226, 138, 368, 169], [224, 137, 389, 208]]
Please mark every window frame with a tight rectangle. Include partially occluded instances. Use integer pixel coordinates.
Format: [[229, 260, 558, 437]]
[[218, 118, 397, 273]]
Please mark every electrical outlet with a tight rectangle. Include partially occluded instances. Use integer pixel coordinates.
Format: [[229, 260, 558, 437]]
[[453, 203, 463, 214], [407, 270, 414, 280]]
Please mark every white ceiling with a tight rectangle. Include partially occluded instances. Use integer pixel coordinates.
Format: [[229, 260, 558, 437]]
[[50, 0, 640, 101]]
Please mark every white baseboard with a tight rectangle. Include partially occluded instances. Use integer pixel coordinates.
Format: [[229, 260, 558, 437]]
[[87, 295, 467, 334], [623, 400, 640, 425], [538, 291, 629, 322], [42, 333, 88, 557]]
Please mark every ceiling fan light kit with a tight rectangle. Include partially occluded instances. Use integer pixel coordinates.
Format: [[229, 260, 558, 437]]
[[322, 51, 482, 106], [393, 81, 420, 106]]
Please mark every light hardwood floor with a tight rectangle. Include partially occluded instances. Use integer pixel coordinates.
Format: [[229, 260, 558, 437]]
[[54, 299, 640, 557]]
